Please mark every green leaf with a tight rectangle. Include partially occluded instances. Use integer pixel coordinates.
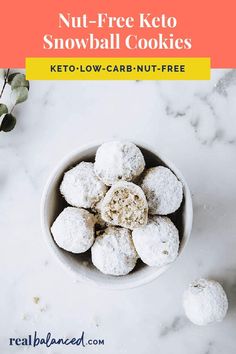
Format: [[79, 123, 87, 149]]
[[0, 103, 8, 116], [11, 87, 28, 104], [0, 113, 16, 132], [7, 72, 20, 85], [10, 73, 29, 90]]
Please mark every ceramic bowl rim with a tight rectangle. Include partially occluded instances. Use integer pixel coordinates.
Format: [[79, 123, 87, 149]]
[[40, 140, 193, 290]]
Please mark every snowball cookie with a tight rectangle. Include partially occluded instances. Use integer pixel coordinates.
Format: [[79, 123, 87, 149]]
[[140, 166, 183, 215], [91, 226, 138, 276], [51, 207, 95, 253], [183, 279, 228, 326], [101, 181, 148, 230], [94, 141, 145, 186], [60, 162, 107, 208], [132, 216, 179, 267]]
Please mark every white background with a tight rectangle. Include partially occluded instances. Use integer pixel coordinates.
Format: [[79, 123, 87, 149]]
[[0, 70, 236, 353]]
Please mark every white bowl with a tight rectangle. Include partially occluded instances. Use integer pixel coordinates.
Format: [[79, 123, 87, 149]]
[[41, 142, 193, 290]]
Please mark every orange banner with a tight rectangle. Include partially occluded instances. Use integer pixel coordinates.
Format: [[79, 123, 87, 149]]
[[0, 0, 235, 68]]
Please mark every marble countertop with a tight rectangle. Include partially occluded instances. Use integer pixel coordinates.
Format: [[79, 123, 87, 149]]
[[0, 70, 236, 354]]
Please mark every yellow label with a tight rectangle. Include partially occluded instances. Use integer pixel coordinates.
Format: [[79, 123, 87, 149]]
[[26, 57, 210, 80]]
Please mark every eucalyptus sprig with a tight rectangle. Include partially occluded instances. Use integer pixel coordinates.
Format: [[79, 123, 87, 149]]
[[0, 69, 30, 132]]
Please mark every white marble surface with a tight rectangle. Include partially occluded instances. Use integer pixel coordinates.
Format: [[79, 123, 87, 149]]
[[0, 70, 236, 353]]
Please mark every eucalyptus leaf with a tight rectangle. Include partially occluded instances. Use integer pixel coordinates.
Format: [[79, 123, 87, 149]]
[[0, 113, 16, 132], [0, 103, 8, 116], [11, 73, 29, 90], [11, 87, 28, 104], [7, 72, 20, 85]]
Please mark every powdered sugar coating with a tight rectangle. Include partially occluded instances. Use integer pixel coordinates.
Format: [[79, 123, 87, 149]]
[[51, 207, 95, 253], [132, 216, 179, 267], [92, 198, 107, 229], [91, 226, 138, 276], [183, 279, 228, 326], [101, 181, 148, 230], [60, 162, 107, 208], [140, 166, 183, 215], [94, 141, 145, 186]]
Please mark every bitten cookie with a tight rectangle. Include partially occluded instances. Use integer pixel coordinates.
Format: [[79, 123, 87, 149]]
[[101, 181, 148, 229]]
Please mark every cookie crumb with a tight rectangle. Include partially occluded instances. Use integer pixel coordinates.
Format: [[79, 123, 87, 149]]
[[22, 313, 29, 320], [33, 296, 40, 305], [40, 305, 48, 312]]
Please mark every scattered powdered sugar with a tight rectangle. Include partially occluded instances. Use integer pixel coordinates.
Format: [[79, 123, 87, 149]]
[[183, 279, 228, 326], [94, 141, 145, 186], [132, 216, 179, 267], [60, 162, 107, 208], [140, 166, 183, 215], [91, 226, 138, 276], [101, 181, 148, 230], [51, 207, 95, 253]]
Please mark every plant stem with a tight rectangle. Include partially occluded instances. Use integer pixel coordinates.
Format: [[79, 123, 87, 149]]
[[10, 104, 16, 114], [0, 69, 10, 99]]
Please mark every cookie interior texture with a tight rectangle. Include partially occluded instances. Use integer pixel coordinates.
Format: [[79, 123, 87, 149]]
[[102, 184, 148, 229]]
